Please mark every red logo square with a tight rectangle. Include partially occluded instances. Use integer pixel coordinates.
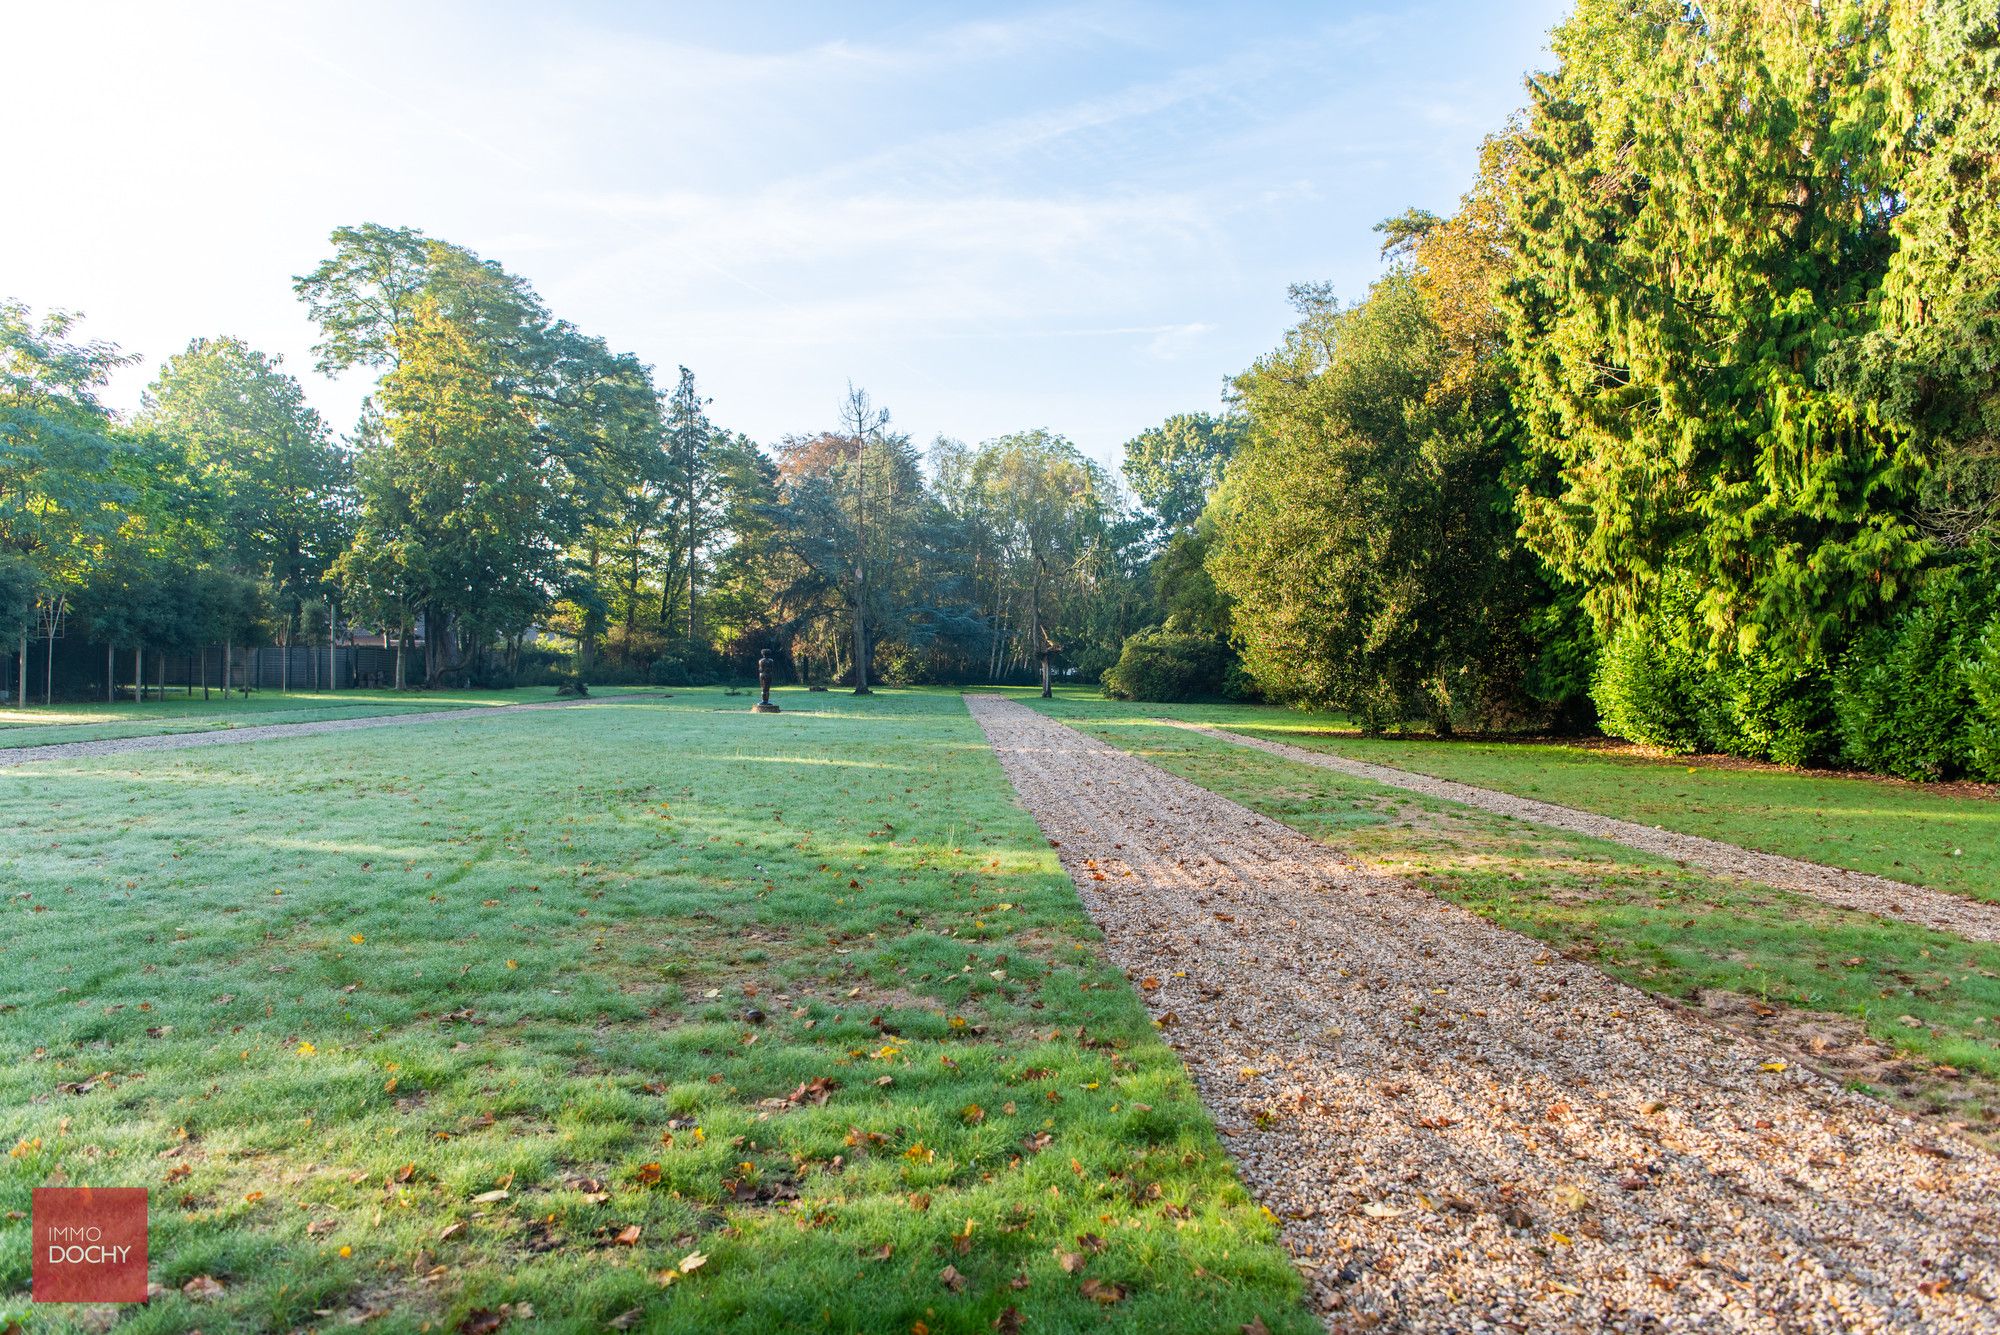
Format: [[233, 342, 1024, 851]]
[[32, 1187, 148, 1303]]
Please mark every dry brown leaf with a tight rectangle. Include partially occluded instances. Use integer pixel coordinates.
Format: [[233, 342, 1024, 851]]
[[1080, 1277, 1126, 1304], [183, 1275, 226, 1301]]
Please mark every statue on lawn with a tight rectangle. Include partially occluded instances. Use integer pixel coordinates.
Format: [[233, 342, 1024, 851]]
[[752, 648, 781, 713]]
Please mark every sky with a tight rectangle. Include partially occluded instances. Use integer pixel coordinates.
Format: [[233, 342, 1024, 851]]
[[4, 0, 1568, 469]]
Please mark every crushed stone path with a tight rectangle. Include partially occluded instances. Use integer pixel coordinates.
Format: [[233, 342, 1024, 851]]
[[0, 697, 605, 769], [968, 696, 2000, 1335], [1184, 722, 2000, 946]]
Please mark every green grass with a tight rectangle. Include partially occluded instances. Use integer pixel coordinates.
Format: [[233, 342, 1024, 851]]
[[1022, 701, 2000, 1133], [0, 687, 605, 749], [0, 687, 1311, 1334], [1018, 687, 2000, 906]]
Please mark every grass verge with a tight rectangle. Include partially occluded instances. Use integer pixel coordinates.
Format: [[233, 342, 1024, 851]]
[[0, 687, 1310, 1334], [1017, 687, 2000, 907]]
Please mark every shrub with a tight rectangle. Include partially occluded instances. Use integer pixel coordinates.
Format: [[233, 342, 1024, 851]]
[[1966, 627, 2000, 780], [1721, 656, 1837, 768], [1593, 576, 1836, 764], [1101, 629, 1230, 702], [1832, 564, 2000, 780], [1591, 617, 1717, 754]]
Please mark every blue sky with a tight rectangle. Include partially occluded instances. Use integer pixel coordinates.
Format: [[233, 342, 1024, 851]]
[[5, 1, 1567, 468]]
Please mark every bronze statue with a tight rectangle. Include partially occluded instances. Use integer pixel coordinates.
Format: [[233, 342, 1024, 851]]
[[752, 649, 781, 713]]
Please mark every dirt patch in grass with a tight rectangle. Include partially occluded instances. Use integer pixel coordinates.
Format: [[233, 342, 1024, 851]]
[[1678, 990, 2000, 1148]]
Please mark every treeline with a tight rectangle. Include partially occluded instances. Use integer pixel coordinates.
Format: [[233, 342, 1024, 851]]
[[1132, 0, 2000, 781], [1, 225, 1166, 700]]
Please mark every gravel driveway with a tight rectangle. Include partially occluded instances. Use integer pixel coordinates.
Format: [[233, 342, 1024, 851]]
[[969, 696, 1999, 1334], [1187, 722, 2000, 945]]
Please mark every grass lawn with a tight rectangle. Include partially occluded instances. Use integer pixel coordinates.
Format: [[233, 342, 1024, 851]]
[[1021, 702, 2000, 1138], [1017, 688, 2000, 906], [0, 687, 601, 750], [0, 688, 1310, 1334]]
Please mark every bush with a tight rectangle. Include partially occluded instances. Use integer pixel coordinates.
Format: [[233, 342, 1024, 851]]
[[1101, 629, 1231, 702], [1720, 656, 1837, 768], [1966, 627, 2000, 779], [1593, 577, 1836, 764], [1832, 563, 2000, 780], [1591, 617, 1719, 754], [650, 658, 692, 687]]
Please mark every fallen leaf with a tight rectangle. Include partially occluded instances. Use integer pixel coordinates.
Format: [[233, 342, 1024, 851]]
[[615, 1225, 642, 1246], [1080, 1277, 1126, 1304], [183, 1275, 226, 1301], [472, 1189, 509, 1204], [678, 1249, 708, 1273], [1056, 1250, 1085, 1273], [939, 1263, 966, 1293]]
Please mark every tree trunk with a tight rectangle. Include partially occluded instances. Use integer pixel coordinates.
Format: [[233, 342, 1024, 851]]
[[850, 595, 870, 694], [222, 641, 230, 700], [395, 625, 407, 691], [44, 634, 53, 706], [16, 630, 24, 707], [135, 645, 145, 703], [329, 601, 338, 692], [202, 646, 209, 700], [156, 650, 164, 702], [106, 644, 114, 703], [687, 486, 699, 653]]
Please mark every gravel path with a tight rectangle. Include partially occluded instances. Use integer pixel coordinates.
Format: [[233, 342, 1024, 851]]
[[1185, 722, 2000, 946], [968, 696, 2000, 1334], [0, 697, 602, 768]]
